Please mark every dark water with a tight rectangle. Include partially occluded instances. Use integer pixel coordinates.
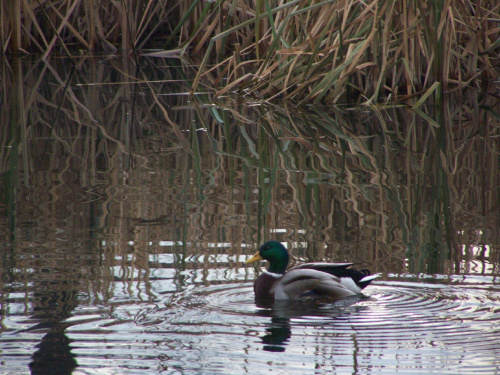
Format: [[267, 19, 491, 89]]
[[0, 56, 499, 374]]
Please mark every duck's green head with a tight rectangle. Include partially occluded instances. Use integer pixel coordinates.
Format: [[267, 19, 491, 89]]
[[245, 241, 289, 274]]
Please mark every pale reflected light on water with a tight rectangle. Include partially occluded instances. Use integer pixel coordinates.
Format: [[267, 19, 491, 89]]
[[6, 257, 500, 374], [0, 56, 499, 374]]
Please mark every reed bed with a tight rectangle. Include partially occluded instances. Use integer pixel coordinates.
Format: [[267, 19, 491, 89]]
[[193, 0, 500, 103], [2, 1, 499, 103], [1, 56, 498, 276]]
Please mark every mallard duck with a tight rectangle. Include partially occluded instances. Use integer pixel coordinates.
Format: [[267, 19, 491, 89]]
[[245, 241, 379, 301]]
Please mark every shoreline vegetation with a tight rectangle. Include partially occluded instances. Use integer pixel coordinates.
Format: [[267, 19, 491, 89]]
[[1, 0, 500, 103], [0, 50, 498, 273]]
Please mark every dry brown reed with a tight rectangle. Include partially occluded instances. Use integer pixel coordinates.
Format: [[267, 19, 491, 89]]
[[1, 56, 498, 276], [2, 1, 499, 104], [1, 0, 176, 55], [193, 0, 500, 104]]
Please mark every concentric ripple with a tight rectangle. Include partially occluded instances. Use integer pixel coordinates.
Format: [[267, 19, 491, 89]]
[[5, 272, 500, 375], [327, 280, 500, 374], [126, 275, 500, 374]]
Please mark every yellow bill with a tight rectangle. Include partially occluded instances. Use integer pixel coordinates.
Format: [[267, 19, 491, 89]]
[[244, 251, 262, 264]]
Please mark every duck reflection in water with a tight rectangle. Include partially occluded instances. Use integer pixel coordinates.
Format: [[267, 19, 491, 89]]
[[261, 316, 291, 352], [255, 297, 366, 352], [255, 300, 293, 352]]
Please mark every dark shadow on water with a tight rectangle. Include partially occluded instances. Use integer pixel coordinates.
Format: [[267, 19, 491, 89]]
[[27, 286, 78, 375], [30, 328, 77, 375], [255, 295, 367, 352]]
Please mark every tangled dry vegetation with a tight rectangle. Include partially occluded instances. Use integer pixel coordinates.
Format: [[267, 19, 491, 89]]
[[2, 0, 500, 104]]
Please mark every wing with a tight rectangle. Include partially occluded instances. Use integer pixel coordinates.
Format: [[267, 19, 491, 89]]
[[290, 262, 353, 273], [291, 262, 377, 289], [272, 269, 357, 300]]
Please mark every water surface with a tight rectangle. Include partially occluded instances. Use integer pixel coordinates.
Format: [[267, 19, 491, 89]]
[[0, 56, 499, 374]]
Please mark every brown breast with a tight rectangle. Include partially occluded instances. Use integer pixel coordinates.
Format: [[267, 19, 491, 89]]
[[254, 272, 280, 299]]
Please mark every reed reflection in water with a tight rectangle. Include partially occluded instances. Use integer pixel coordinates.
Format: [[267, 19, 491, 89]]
[[0, 56, 499, 374]]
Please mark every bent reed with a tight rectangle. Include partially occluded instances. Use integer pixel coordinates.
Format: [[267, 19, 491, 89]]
[[2, 0, 499, 104]]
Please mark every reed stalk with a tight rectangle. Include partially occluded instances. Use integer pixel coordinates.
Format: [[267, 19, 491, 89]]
[[9, 0, 22, 53], [1, 55, 498, 270], [1, 0, 499, 104]]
